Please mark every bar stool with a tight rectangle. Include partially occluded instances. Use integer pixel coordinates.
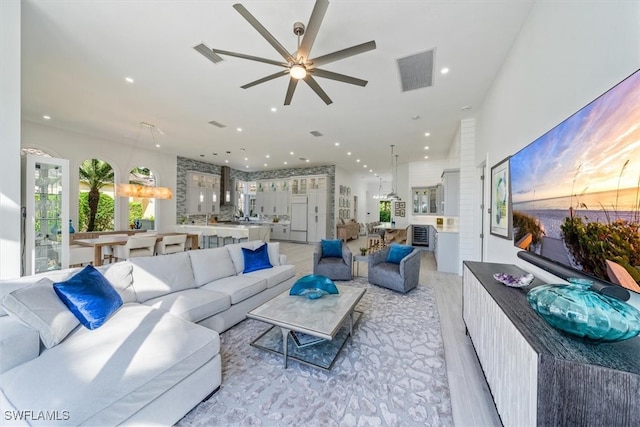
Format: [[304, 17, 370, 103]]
[[217, 231, 234, 247]]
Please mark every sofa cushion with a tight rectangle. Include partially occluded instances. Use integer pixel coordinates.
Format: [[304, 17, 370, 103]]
[[266, 242, 281, 267], [129, 251, 196, 302], [143, 288, 231, 323], [242, 243, 273, 273], [0, 304, 220, 426], [0, 277, 80, 349], [188, 247, 237, 286], [244, 264, 296, 289], [202, 275, 267, 304], [0, 316, 40, 374], [54, 265, 124, 330], [386, 243, 414, 264]]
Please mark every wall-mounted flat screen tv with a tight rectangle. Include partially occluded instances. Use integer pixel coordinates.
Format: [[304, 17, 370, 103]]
[[510, 68, 640, 295]]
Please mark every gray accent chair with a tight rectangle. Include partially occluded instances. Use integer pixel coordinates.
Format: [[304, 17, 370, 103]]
[[368, 246, 421, 293], [313, 242, 353, 281]]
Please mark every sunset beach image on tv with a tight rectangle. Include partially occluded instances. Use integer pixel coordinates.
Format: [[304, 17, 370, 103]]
[[510, 69, 640, 289]]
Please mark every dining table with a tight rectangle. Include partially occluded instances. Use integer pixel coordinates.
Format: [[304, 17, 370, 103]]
[[73, 232, 199, 266], [373, 223, 409, 245]]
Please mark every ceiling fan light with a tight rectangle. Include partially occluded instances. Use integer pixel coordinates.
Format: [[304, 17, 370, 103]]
[[290, 64, 307, 80]]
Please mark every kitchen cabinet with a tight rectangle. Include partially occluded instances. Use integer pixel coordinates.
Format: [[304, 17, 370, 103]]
[[411, 185, 442, 215], [305, 175, 328, 242], [434, 227, 460, 274], [270, 223, 290, 240], [186, 171, 220, 214], [23, 154, 70, 274], [441, 169, 460, 216], [256, 179, 289, 216]]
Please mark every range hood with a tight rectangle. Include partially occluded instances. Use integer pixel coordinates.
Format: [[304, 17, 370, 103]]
[[220, 165, 233, 206]]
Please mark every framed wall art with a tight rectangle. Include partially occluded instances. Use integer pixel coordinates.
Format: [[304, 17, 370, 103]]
[[490, 156, 512, 239]]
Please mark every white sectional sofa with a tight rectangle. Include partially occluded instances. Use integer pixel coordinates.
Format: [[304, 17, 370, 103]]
[[0, 241, 295, 426]]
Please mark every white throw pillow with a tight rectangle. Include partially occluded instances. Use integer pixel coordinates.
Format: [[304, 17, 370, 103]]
[[266, 242, 281, 267], [0, 278, 80, 348], [97, 262, 136, 303]]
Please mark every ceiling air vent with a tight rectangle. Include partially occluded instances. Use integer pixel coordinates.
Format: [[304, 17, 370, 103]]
[[397, 49, 434, 92], [208, 120, 227, 128], [309, 130, 323, 137]]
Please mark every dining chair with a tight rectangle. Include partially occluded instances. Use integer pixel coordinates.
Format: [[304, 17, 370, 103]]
[[155, 234, 187, 255], [113, 236, 157, 261], [69, 244, 95, 267], [97, 234, 128, 264]]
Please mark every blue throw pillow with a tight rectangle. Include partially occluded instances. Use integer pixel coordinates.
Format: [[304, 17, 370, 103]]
[[242, 243, 273, 273], [321, 239, 343, 258], [53, 265, 123, 330], [386, 243, 414, 264]]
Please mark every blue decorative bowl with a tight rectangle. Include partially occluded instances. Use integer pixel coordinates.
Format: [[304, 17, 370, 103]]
[[289, 275, 339, 299], [527, 283, 640, 342]]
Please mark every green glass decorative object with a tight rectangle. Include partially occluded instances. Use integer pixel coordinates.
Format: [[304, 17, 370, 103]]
[[527, 283, 640, 342]]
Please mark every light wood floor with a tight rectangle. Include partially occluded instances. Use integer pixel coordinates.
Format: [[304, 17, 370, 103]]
[[278, 238, 502, 427]]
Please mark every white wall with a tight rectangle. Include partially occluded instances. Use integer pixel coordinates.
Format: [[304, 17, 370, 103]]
[[22, 121, 178, 232], [334, 165, 365, 224], [477, 1, 640, 279], [0, 0, 21, 279]]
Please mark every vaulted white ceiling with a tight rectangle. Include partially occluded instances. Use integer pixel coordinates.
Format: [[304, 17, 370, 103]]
[[21, 0, 533, 181]]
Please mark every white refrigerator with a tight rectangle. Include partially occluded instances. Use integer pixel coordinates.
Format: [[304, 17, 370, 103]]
[[289, 195, 308, 242]]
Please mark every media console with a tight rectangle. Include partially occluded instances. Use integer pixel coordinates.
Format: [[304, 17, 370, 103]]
[[462, 261, 640, 426]]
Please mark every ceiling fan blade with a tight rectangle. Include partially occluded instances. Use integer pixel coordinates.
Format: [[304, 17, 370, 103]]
[[214, 49, 288, 67], [233, 3, 295, 63], [284, 78, 299, 105], [311, 40, 376, 68], [304, 75, 333, 105], [241, 70, 289, 89], [193, 43, 224, 64], [311, 68, 368, 87], [298, 0, 329, 61]]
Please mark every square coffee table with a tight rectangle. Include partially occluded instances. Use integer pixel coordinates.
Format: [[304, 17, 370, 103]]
[[247, 284, 365, 370]]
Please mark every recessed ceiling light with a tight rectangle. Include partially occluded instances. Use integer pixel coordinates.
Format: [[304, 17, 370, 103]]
[[347, 152, 351, 156], [363, 165, 367, 168], [225, 159, 229, 163], [424, 132, 430, 137], [356, 159, 360, 163], [424, 155, 429, 159], [237, 127, 242, 132], [411, 115, 420, 120], [369, 169, 372, 172], [155, 144, 160, 148], [334, 142, 340, 146], [284, 161, 288, 165], [244, 157, 248, 161], [265, 154, 270, 158], [290, 151, 294, 155], [125, 77, 134, 83], [245, 165, 249, 168], [441, 67, 449, 74], [264, 163, 268, 167], [240, 148, 246, 151], [461, 105, 472, 111], [424, 146, 429, 150], [43, 115, 51, 120], [271, 107, 277, 112], [305, 159, 310, 163]]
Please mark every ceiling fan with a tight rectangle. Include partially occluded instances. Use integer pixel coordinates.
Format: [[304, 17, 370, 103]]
[[194, 0, 376, 105]]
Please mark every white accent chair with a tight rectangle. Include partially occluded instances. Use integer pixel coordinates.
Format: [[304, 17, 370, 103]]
[[113, 236, 157, 261], [155, 234, 187, 255], [97, 233, 128, 264], [69, 245, 94, 267]]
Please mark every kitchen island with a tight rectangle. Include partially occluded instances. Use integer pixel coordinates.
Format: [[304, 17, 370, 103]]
[[176, 223, 270, 248]]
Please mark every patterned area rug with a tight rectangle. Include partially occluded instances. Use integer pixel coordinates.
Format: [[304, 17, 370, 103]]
[[177, 278, 453, 427]]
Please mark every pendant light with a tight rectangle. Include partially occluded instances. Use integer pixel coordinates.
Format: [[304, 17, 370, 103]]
[[385, 145, 401, 201]]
